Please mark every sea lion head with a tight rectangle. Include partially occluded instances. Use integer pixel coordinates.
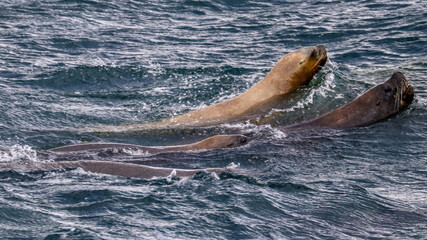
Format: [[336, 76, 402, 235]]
[[377, 71, 414, 111], [192, 134, 249, 150], [369, 72, 414, 120], [295, 44, 328, 79], [275, 45, 328, 92], [281, 72, 414, 130]]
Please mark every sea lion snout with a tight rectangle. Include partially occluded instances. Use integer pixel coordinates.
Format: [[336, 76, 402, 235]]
[[402, 85, 414, 106], [194, 134, 250, 149], [299, 44, 327, 60], [226, 135, 249, 147], [385, 72, 408, 90], [311, 44, 327, 59], [384, 72, 414, 110]]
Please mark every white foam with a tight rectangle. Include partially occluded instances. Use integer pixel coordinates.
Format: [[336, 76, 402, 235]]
[[151, 87, 172, 94], [218, 121, 258, 132], [0, 145, 39, 163], [176, 177, 190, 186], [226, 162, 240, 170], [210, 171, 220, 180], [166, 169, 177, 182], [282, 60, 339, 113], [121, 148, 151, 156], [271, 128, 288, 140]]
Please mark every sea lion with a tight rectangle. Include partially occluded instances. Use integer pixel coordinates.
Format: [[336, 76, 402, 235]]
[[0, 135, 246, 179], [91, 45, 327, 132], [0, 74, 412, 180], [29, 73, 413, 171], [0, 160, 233, 179], [48, 134, 249, 154], [282, 72, 414, 130]]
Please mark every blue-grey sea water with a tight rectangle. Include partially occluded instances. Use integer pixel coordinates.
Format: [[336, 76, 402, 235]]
[[0, 0, 426, 239]]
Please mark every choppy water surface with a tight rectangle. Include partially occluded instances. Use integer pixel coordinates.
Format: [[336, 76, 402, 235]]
[[1, 0, 426, 239]]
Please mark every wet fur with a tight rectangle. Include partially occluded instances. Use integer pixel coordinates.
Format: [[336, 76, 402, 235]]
[[0, 73, 413, 179], [283, 72, 414, 130], [88, 45, 328, 132]]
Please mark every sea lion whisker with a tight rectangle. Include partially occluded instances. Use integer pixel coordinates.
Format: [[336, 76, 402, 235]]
[[394, 85, 401, 111], [309, 54, 327, 73]]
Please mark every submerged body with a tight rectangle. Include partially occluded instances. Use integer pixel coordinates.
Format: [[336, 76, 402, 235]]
[[48, 134, 249, 154], [0, 135, 248, 179], [91, 45, 327, 132], [0, 160, 232, 179]]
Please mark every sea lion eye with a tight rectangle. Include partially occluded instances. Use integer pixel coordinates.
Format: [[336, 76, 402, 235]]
[[384, 87, 393, 93], [299, 60, 305, 65]]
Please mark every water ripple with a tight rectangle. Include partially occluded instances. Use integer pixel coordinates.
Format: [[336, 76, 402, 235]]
[[0, 0, 426, 239]]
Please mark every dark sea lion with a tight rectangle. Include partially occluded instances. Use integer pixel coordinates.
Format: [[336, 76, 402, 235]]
[[90, 45, 327, 132], [0, 160, 233, 179], [0, 135, 248, 179], [0, 134, 247, 179], [0, 134, 248, 179], [282, 72, 414, 131], [48, 134, 249, 154]]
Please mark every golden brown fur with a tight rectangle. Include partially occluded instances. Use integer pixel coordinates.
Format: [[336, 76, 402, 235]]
[[90, 45, 327, 132]]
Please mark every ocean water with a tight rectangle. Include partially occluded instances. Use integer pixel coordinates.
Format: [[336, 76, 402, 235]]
[[0, 0, 426, 239]]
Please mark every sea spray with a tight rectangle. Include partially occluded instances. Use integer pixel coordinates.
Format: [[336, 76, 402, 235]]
[[0, 145, 38, 163]]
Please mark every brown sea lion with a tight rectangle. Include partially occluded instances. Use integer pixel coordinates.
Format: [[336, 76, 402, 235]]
[[48, 134, 249, 154], [90, 45, 327, 132], [0, 160, 234, 179], [282, 72, 414, 131], [0, 135, 246, 179]]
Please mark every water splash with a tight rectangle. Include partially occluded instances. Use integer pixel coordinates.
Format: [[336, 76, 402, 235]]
[[0, 145, 39, 163], [166, 169, 177, 182], [226, 162, 240, 170], [283, 60, 339, 113], [210, 172, 220, 180], [120, 148, 151, 156]]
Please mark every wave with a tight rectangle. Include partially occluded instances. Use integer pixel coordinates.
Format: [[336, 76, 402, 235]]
[[0, 145, 39, 163]]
